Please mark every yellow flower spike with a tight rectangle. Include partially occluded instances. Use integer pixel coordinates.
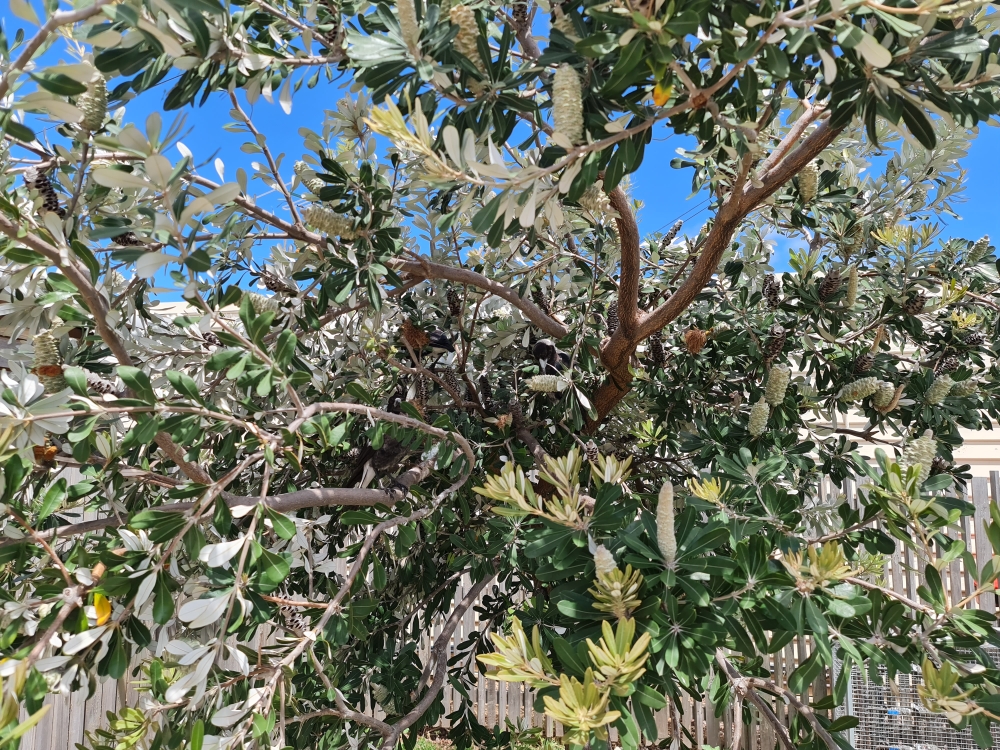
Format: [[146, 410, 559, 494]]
[[586, 618, 651, 695], [94, 593, 112, 626], [653, 82, 673, 107]]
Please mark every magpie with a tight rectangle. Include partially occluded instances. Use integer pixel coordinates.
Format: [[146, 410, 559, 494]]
[[532, 338, 570, 375], [348, 436, 410, 489]]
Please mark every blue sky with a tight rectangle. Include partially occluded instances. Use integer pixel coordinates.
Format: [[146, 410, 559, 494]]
[[5, 12, 1000, 276]]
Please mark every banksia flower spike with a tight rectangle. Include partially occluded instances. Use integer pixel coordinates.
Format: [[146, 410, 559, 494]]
[[552, 64, 584, 145], [589, 564, 643, 620], [450, 5, 486, 74], [838, 377, 880, 402], [401, 320, 430, 349], [294, 161, 327, 196], [606, 300, 619, 336], [684, 328, 706, 355], [33, 332, 67, 393], [901, 430, 936, 485], [303, 206, 356, 238], [396, 0, 421, 52], [819, 267, 841, 301], [873, 381, 896, 410], [925, 374, 954, 404], [479, 373, 496, 415], [762, 274, 781, 309], [593, 545, 617, 578], [951, 379, 978, 398], [969, 235, 992, 264], [748, 397, 769, 436], [527, 374, 566, 393], [764, 364, 791, 406], [246, 292, 281, 316], [798, 161, 818, 203], [77, 75, 107, 132], [845, 265, 858, 307], [656, 482, 676, 567]]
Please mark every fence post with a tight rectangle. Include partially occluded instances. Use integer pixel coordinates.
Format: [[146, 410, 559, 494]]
[[973, 477, 995, 612]]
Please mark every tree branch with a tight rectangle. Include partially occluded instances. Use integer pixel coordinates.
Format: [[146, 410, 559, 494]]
[[716, 650, 796, 750], [608, 187, 641, 336]]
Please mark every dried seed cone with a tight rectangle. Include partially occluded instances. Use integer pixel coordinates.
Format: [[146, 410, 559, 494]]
[[873, 381, 896, 409], [931, 456, 950, 475], [33, 332, 66, 393], [447, 287, 462, 317], [798, 161, 818, 203], [819, 267, 841, 301], [936, 355, 959, 374], [762, 275, 781, 309], [901, 430, 936, 486], [442, 367, 461, 394], [853, 353, 875, 373], [660, 220, 683, 250], [593, 545, 617, 577], [684, 328, 707, 355], [969, 236, 992, 264], [764, 364, 791, 406], [113, 231, 144, 247], [78, 75, 107, 132], [450, 5, 486, 72], [396, 0, 421, 51], [845, 265, 858, 307], [478, 373, 496, 414], [414, 375, 428, 413], [86, 370, 118, 396], [304, 206, 356, 238], [512, 0, 529, 32], [647, 330, 665, 369], [748, 397, 769, 436], [585, 440, 599, 463], [656, 482, 676, 566], [925, 374, 954, 405], [246, 292, 280, 316], [552, 64, 584, 145], [964, 331, 985, 347], [838, 376, 880, 402], [606, 300, 619, 336], [25, 168, 64, 217], [531, 287, 552, 316], [764, 325, 786, 363], [261, 270, 297, 295], [950, 379, 978, 398], [903, 292, 926, 316]]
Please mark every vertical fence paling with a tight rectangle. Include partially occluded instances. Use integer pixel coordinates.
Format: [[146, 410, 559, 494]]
[[21, 475, 1000, 750]]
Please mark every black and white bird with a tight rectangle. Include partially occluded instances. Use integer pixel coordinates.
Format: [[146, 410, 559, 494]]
[[532, 339, 570, 375], [348, 436, 409, 489], [422, 329, 456, 369]]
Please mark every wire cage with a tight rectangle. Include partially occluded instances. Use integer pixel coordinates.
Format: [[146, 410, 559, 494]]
[[840, 649, 1000, 750]]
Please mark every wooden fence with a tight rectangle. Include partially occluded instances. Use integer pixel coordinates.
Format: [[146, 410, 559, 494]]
[[19, 472, 1000, 750]]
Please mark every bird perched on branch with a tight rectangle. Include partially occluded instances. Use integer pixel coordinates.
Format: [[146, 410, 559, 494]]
[[348, 436, 409, 489], [532, 338, 570, 375]]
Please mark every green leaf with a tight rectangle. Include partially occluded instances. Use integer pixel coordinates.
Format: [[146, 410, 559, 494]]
[[900, 99, 936, 149], [190, 719, 205, 750], [166, 370, 202, 400], [152, 573, 174, 625], [341, 509, 381, 525], [30, 72, 87, 96], [265, 507, 297, 540], [788, 650, 823, 694], [117, 366, 156, 403], [37, 478, 67, 522], [62, 366, 89, 396]]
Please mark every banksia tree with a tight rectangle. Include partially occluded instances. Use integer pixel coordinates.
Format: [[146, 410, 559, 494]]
[[660, 220, 683, 250], [528, 374, 565, 392], [925, 374, 954, 404], [532, 286, 552, 316], [246, 291, 282, 316], [294, 161, 327, 196], [764, 324, 787, 364], [951, 379, 979, 398]]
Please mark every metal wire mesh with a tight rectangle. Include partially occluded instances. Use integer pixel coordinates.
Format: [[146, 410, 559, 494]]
[[846, 651, 1000, 750]]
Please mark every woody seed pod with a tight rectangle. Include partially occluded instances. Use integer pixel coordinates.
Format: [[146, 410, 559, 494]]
[[447, 287, 463, 317], [935, 355, 959, 374], [819, 267, 841, 301], [950, 379, 978, 398], [873, 381, 896, 409], [77, 75, 107, 132], [901, 429, 936, 485], [594, 545, 617, 578], [925, 374, 954, 405], [442, 367, 461, 394], [762, 274, 781, 309], [903, 292, 926, 316], [931, 456, 950, 475], [86, 371, 118, 396], [585, 440, 599, 463], [33, 332, 66, 393], [531, 287, 552, 316], [478, 373, 496, 414], [853, 353, 875, 373], [414, 375, 428, 413], [450, 5, 486, 73], [838, 377, 880, 402], [748, 397, 769, 436], [845, 265, 858, 307], [764, 324, 786, 363], [303, 206, 357, 238], [656, 482, 676, 566], [660, 220, 683, 250], [260, 270, 297, 295], [396, 0, 421, 51], [684, 328, 707, 355], [798, 161, 818, 203], [969, 236, 992, 265], [606, 300, 619, 336], [764, 364, 791, 406], [401, 320, 430, 349], [552, 64, 584, 145], [25, 168, 64, 217], [964, 331, 985, 347], [113, 231, 144, 247], [647, 330, 665, 369], [511, 0, 529, 32]]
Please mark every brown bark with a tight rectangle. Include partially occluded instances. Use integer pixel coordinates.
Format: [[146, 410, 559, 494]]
[[585, 119, 842, 434]]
